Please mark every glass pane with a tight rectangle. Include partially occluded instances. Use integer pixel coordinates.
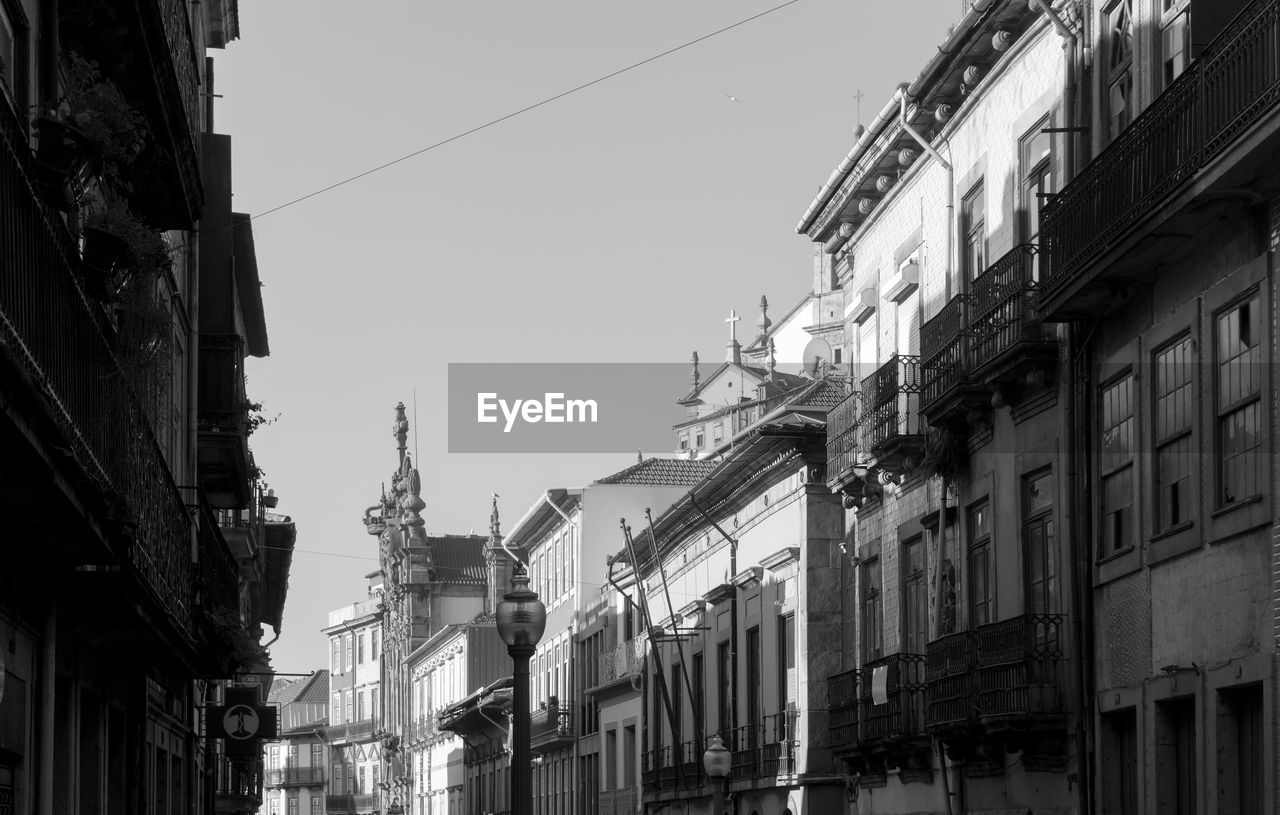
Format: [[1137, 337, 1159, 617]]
[[1027, 471, 1054, 513]]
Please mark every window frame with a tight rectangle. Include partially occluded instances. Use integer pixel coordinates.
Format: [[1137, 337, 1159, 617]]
[[1144, 299, 1200, 563], [1022, 467, 1059, 615], [1098, 368, 1138, 562], [900, 533, 927, 654], [1019, 116, 1055, 252], [960, 181, 987, 281], [1157, 0, 1192, 91], [966, 498, 994, 628], [1103, 0, 1136, 141], [858, 541, 883, 664]]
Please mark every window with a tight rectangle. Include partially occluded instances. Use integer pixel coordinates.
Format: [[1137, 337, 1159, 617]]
[[371, 687, 379, 722], [717, 641, 732, 737], [1105, 0, 1135, 139], [1154, 336, 1194, 530], [288, 744, 298, 767], [1216, 294, 1262, 506], [287, 795, 298, 815], [961, 182, 986, 279], [371, 629, 379, 661], [356, 690, 366, 721], [1218, 685, 1264, 815], [357, 632, 365, 664], [860, 554, 883, 662], [745, 627, 762, 727], [1161, 0, 1191, 88], [679, 431, 689, 451], [605, 729, 617, 791], [1101, 709, 1138, 815], [967, 501, 994, 626], [331, 640, 341, 673], [344, 690, 353, 723], [712, 422, 723, 445], [651, 667, 663, 754], [901, 536, 927, 653], [271, 801, 280, 815], [1023, 469, 1058, 614], [670, 663, 682, 746], [692, 652, 704, 734], [1100, 374, 1136, 555], [1020, 120, 1053, 272], [777, 614, 796, 711], [358, 767, 366, 794], [331, 694, 341, 724], [0, 0, 26, 111], [695, 430, 705, 449], [344, 634, 353, 673], [310, 744, 322, 768], [372, 763, 379, 791], [310, 799, 319, 815], [624, 725, 637, 788], [332, 764, 343, 793], [1155, 697, 1196, 815]]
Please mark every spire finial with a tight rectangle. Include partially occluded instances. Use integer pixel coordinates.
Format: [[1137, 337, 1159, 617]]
[[757, 295, 772, 336], [691, 351, 701, 390], [393, 402, 409, 464], [489, 493, 501, 538], [637, 449, 644, 463]]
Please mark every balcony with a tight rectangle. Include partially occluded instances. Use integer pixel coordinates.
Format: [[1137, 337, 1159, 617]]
[[825, 388, 867, 497], [325, 794, 378, 814], [60, 0, 203, 227], [1039, 0, 1280, 320], [198, 334, 252, 510], [530, 698, 574, 753], [600, 789, 636, 815], [859, 653, 927, 744], [0, 100, 195, 637], [969, 245, 1056, 402], [861, 355, 925, 474], [730, 724, 763, 780], [924, 631, 977, 732], [677, 739, 703, 788], [591, 637, 646, 693], [760, 711, 800, 776], [325, 719, 377, 745], [265, 767, 325, 787], [920, 294, 983, 428], [826, 668, 860, 754], [215, 757, 262, 815], [975, 614, 1065, 724], [641, 748, 660, 789]]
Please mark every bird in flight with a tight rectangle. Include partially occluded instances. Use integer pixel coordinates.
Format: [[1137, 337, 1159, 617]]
[[726, 94, 742, 103]]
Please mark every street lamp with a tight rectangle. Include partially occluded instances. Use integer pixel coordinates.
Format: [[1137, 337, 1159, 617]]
[[495, 563, 546, 815], [703, 735, 732, 815]]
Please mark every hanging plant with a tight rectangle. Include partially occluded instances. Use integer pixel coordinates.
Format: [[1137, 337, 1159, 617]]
[[920, 426, 968, 480]]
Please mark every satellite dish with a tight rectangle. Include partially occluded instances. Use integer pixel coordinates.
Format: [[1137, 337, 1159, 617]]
[[801, 338, 834, 374]]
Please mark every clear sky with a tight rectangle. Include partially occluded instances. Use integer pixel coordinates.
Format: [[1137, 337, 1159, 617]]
[[215, 0, 966, 675]]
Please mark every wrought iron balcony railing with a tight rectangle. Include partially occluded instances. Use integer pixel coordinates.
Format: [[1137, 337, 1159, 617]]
[[179, 487, 241, 620], [530, 698, 574, 751], [730, 724, 763, 780], [595, 637, 646, 688], [924, 631, 977, 730], [760, 710, 800, 776], [825, 387, 864, 486], [859, 653, 927, 742], [1041, 0, 1280, 308], [826, 668, 860, 751], [861, 355, 924, 454], [325, 719, 378, 744], [265, 767, 325, 787], [975, 614, 1065, 721], [678, 739, 703, 788], [641, 748, 660, 789], [600, 789, 636, 815], [0, 98, 196, 635], [920, 295, 972, 417], [969, 244, 1050, 372]]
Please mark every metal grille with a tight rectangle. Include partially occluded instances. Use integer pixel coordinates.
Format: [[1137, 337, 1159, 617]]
[[825, 388, 863, 480], [859, 653, 926, 741], [825, 668, 860, 748], [974, 614, 1065, 719], [921, 295, 970, 410], [1042, 0, 1280, 296], [924, 631, 975, 729], [970, 244, 1042, 369], [861, 355, 923, 451]]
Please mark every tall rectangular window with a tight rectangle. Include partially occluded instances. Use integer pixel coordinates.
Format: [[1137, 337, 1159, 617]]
[[1218, 685, 1264, 815], [1217, 294, 1262, 506], [692, 652, 705, 735], [344, 634, 353, 673], [961, 182, 986, 279], [605, 729, 617, 791], [777, 614, 796, 711], [670, 663, 682, 747], [287, 795, 297, 815], [746, 627, 762, 726], [1154, 336, 1195, 530], [901, 536, 927, 653], [1106, 0, 1134, 139], [1101, 709, 1139, 815], [310, 744, 322, 768], [717, 642, 732, 737], [860, 554, 883, 661], [624, 725, 637, 788], [967, 500, 993, 626], [356, 690, 366, 721], [1161, 0, 1191, 88], [331, 640, 341, 673], [651, 669, 663, 755], [1101, 374, 1136, 554], [1024, 469, 1058, 614], [1020, 121, 1053, 259], [357, 632, 365, 664], [331, 694, 341, 724], [1155, 697, 1196, 815], [310, 799, 319, 815], [344, 690, 353, 724], [371, 629, 379, 661]]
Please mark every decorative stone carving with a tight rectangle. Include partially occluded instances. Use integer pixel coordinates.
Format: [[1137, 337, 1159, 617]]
[[875, 174, 895, 193], [857, 198, 875, 215], [963, 65, 982, 86], [992, 29, 1014, 51], [898, 148, 917, 166]]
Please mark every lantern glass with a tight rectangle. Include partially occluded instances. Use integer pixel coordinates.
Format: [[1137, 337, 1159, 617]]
[[496, 565, 547, 648], [703, 735, 731, 778]]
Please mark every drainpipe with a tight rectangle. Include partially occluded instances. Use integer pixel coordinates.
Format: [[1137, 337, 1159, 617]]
[[897, 88, 954, 299], [38, 598, 55, 815]]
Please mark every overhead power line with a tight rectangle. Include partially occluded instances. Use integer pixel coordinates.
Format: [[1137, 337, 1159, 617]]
[[248, 0, 805, 224]]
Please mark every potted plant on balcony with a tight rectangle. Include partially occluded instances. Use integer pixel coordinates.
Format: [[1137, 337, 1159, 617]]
[[33, 53, 147, 209]]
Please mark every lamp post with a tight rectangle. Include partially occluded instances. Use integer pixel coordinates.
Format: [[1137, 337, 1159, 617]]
[[495, 563, 546, 815], [703, 735, 731, 815]]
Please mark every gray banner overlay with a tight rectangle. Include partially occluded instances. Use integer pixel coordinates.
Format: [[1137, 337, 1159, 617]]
[[448, 363, 692, 453]]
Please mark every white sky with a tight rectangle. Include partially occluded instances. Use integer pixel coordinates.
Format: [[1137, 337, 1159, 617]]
[[215, 0, 965, 674]]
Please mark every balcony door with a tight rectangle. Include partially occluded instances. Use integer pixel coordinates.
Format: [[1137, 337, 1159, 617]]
[[901, 536, 927, 654], [1023, 469, 1059, 615]]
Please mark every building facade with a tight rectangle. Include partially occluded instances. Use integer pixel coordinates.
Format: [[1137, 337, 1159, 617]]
[[264, 672, 330, 815], [323, 592, 384, 815], [0, 2, 295, 815]]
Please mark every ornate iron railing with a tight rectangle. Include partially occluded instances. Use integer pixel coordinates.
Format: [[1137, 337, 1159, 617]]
[[641, 748, 660, 789], [600, 789, 636, 815], [924, 631, 976, 729], [154, 0, 200, 143], [1041, 0, 1280, 298], [859, 653, 927, 741], [531, 698, 574, 744], [975, 614, 1065, 720], [678, 739, 702, 788], [179, 486, 240, 616], [351, 793, 378, 811], [595, 637, 646, 686], [861, 355, 923, 450], [970, 245, 1043, 369], [825, 387, 863, 479], [760, 710, 800, 776], [921, 295, 971, 410], [730, 724, 762, 780], [826, 668, 860, 749], [0, 94, 194, 634], [325, 719, 378, 743]]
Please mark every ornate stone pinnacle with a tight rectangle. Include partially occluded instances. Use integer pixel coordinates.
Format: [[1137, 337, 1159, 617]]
[[691, 351, 700, 390], [757, 295, 772, 335], [393, 402, 409, 463], [490, 493, 501, 538]]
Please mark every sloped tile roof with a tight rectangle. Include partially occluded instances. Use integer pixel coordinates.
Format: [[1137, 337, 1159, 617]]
[[427, 534, 488, 585], [595, 458, 718, 486], [788, 376, 853, 410], [269, 670, 330, 706]]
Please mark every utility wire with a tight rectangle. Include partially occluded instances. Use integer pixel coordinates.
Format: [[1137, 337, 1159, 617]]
[[246, 0, 804, 224]]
